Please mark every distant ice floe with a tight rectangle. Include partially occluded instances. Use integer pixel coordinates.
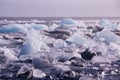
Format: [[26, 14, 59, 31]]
[[0, 24, 28, 33], [24, 23, 48, 31], [60, 18, 79, 27], [98, 19, 117, 30], [59, 18, 86, 32], [96, 30, 120, 44], [30, 23, 48, 31]]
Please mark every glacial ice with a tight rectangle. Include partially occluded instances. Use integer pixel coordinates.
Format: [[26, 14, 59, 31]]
[[1, 19, 120, 79], [60, 18, 86, 32], [117, 23, 120, 30], [32, 69, 46, 78], [66, 33, 86, 47], [0, 24, 28, 33], [54, 39, 67, 49], [49, 23, 59, 31], [19, 29, 42, 56], [98, 19, 117, 30], [0, 47, 18, 61], [96, 30, 120, 44], [60, 18, 79, 27], [30, 23, 48, 31], [108, 42, 120, 56]]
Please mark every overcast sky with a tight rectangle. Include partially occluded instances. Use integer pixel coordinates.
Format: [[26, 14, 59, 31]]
[[0, 0, 120, 17]]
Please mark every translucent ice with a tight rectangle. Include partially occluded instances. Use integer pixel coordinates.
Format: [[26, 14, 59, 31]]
[[108, 42, 120, 56], [0, 24, 28, 33], [60, 18, 79, 27], [66, 33, 86, 47], [30, 23, 48, 31], [19, 29, 42, 56], [54, 39, 67, 49], [60, 18, 86, 32], [98, 19, 117, 30], [96, 30, 120, 44], [49, 23, 59, 31]]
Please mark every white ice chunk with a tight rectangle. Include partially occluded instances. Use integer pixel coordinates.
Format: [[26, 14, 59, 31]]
[[0, 24, 28, 33], [117, 23, 120, 30], [24, 23, 33, 30], [0, 48, 18, 61], [40, 42, 50, 52], [108, 42, 120, 56], [53, 64, 70, 72], [97, 30, 120, 44], [98, 19, 117, 30], [42, 36, 55, 44], [19, 29, 42, 56], [66, 33, 86, 47], [60, 18, 86, 32], [17, 65, 32, 76], [54, 39, 67, 48], [63, 48, 81, 59], [49, 23, 59, 31], [33, 69, 46, 78], [31, 23, 48, 31], [60, 18, 79, 27]]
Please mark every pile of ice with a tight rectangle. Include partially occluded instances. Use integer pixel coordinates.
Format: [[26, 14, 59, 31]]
[[1, 18, 120, 79], [0, 24, 28, 33]]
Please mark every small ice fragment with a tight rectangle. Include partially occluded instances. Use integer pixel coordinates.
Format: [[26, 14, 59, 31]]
[[32, 69, 46, 78]]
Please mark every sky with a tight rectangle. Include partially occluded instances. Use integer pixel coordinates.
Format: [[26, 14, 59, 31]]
[[0, 0, 120, 17]]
